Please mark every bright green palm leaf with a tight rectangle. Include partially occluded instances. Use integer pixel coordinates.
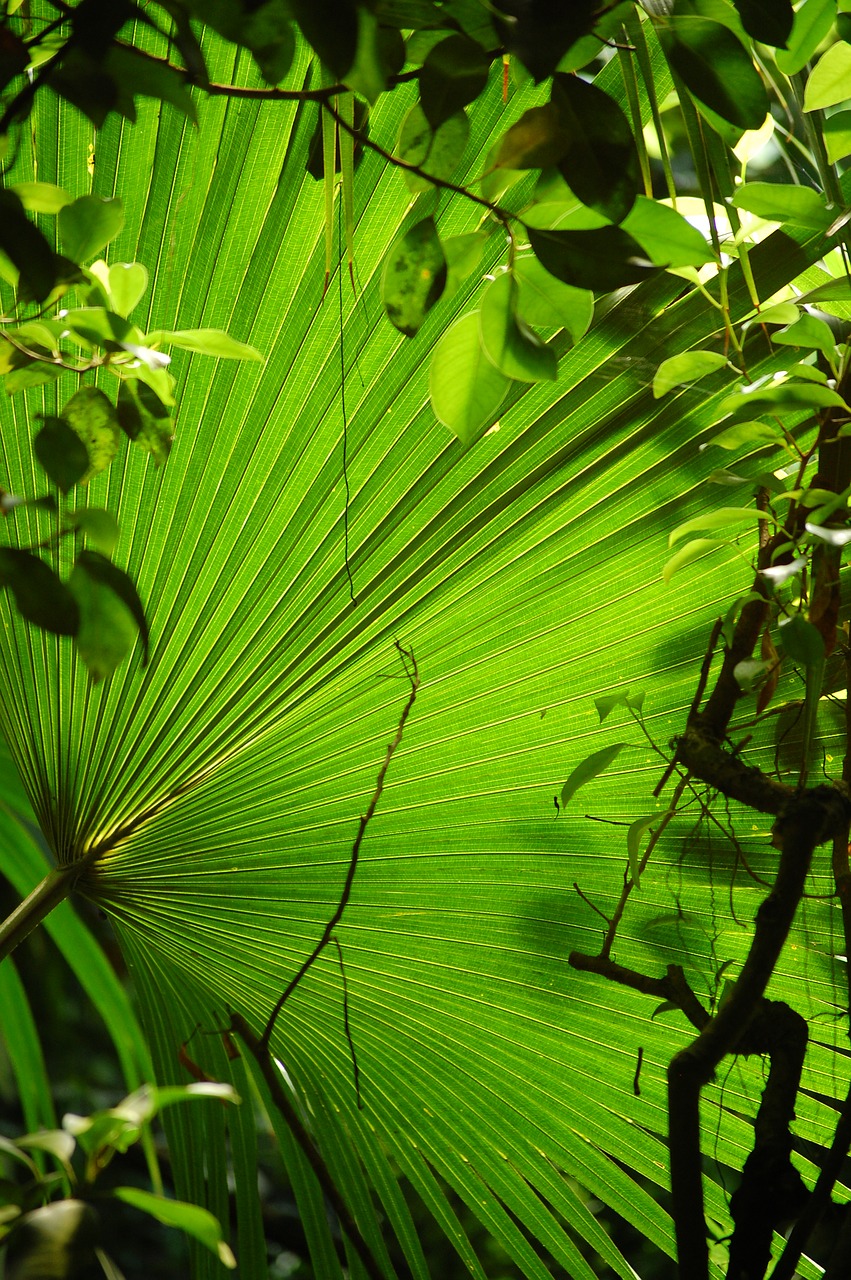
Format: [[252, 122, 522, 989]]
[[1, 20, 849, 1280]]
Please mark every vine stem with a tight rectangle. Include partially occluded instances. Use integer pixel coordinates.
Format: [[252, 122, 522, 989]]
[[0, 863, 82, 964]]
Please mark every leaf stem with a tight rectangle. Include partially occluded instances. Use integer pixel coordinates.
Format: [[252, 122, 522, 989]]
[[0, 863, 81, 964]]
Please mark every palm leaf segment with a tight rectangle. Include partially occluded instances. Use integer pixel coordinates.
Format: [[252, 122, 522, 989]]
[[0, 21, 846, 1280]]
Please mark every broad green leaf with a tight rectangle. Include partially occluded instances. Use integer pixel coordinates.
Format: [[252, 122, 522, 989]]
[[621, 197, 715, 268], [4, 361, 64, 395], [803, 42, 851, 112], [343, 8, 388, 103], [74, 550, 149, 663], [429, 311, 509, 444], [526, 226, 656, 292], [0, 549, 79, 635], [549, 72, 640, 224], [773, 313, 837, 356], [721, 381, 850, 415], [824, 110, 851, 164], [69, 558, 143, 683], [141, 328, 263, 361], [479, 272, 557, 383], [594, 690, 645, 723], [68, 508, 120, 556], [9, 182, 72, 213], [776, 0, 835, 74], [112, 1189, 236, 1268], [668, 506, 769, 547], [58, 195, 124, 264], [513, 254, 593, 341], [61, 387, 121, 479], [397, 106, 470, 193], [659, 16, 768, 131], [662, 537, 728, 583], [653, 350, 728, 398], [381, 217, 447, 337], [560, 744, 627, 809], [33, 418, 90, 493], [418, 34, 491, 130], [731, 182, 832, 229], [106, 262, 149, 317], [707, 419, 782, 449]]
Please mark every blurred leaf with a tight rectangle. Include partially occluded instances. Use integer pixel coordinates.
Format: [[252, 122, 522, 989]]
[[732, 0, 793, 47], [549, 73, 640, 224], [34, 418, 90, 493], [68, 508, 120, 556], [479, 271, 556, 382], [111, 1189, 235, 1268], [526, 225, 656, 291], [116, 380, 173, 465], [707, 419, 782, 449], [493, 0, 598, 81], [443, 231, 486, 297], [662, 538, 727, 583], [290, 0, 357, 77], [69, 557, 144, 683], [9, 182, 72, 214], [659, 16, 768, 131], [4, 1201, 98, 1280], [419, 35, 490, 130], [429, 310, 509, 444], [0, 190, 56, 301], [105, 262, 148, 317], [823, 110, 851, 164], [773, 313, 837, 356], [0, 549, 79, 635], [721, 381, 850, 415], [382, 217, 447, 337], [778, 613, 825, 667], [73, 550, 149, 664], [492, 104, 572, 171], [668, 506, 769, 547], [58, 196, 124, 264], [145, 328, 263, 360]]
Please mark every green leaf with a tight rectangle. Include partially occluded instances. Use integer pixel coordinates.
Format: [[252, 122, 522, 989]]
[[773, 313, 837, 356], [721, 381, 850, 416], [776, 0, 838, 75], [344, 8, 387, 103], [4, 1202, 98, 1280], [653, 351, 728, 398], [731, 181, 832, 229], [429, 311, 509, 445], [397, 106, 471, 194], [549, 73, 640, 224], [418, 34, 491, 130], [0, 190, 57, 302], [732, 0, 793, 47], [4, 360, 64, 395], [146, 328, 264, 361], [778, 613, 825, 667], [111, 1189, 236, 1268], [668, 506, 769, 547], [560, 744, 627, 809], [662, 538, 728, 584], [9, 182, 73, 214], [381, 217, 447, 337], [68, 508, 120, 556], [61, 387, 121, 479], [526, 226, 656, 292], [443, 232, 487, 297], [69, 556, 145, 682], [491, 105, 569, 172], [105, 262, 149, 317], [0, 548, 79, 635], [627, 814, 660, 888], [479, 272, 557, 383], [103, 45, 198, 123], [706, 419, 782, 450], [513, 254, 593, 341], [803, 42, 851, 112], [594, 690, 644, 723], [58, 195, 124, 264], [659, 16, 769, 131], [823, 110, 851, 164], [116, 380, 174, 466], [74, 550, 149, 664], [290, 0, 357, 78], [621, 197, 715, 269], [33, 418, 90, 493]]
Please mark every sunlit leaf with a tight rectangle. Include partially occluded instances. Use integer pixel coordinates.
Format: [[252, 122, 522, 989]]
[[479, 272, 557, 382], [58, 196, 124, 264], [803, 42, 851, 112], [429, 310, 509, 444], [560, 744, 627, 809], [111, 1189, 236, 1268], [653, 350, 728, 398], [381, 217, 447, 337]]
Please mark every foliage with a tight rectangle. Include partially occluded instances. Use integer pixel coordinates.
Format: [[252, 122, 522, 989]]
[[1, 1, 851, 1278]]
